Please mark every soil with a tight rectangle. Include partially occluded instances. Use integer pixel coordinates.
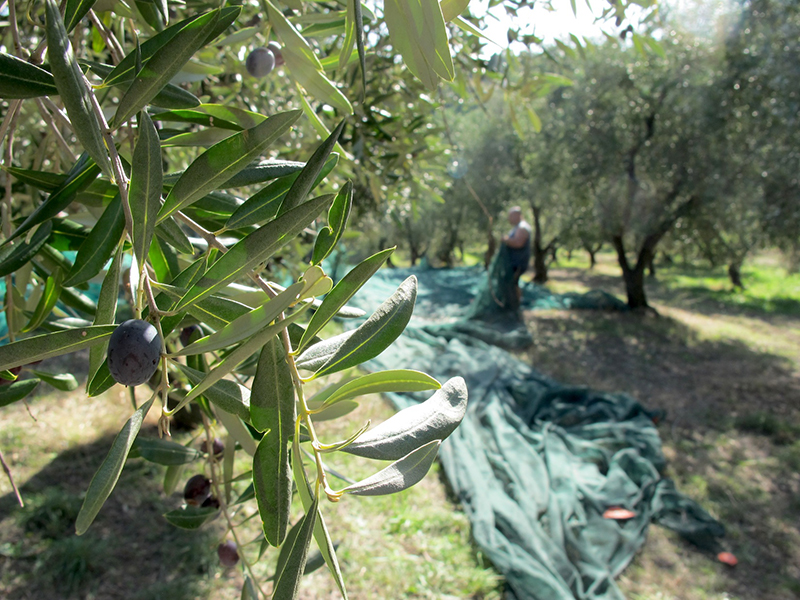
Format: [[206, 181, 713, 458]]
[[523, 265, 800, 600]]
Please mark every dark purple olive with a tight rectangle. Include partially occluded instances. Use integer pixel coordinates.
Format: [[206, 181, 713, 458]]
[[180, 324, 202, 347], [217, 541, 239, 567], [201, 495, 220, 509], [246, 47, 276, 78], [267, 41, 284, 67], [107, 319, 161, 386], [202, 437, 224, 458], [183, 474, 211, 506]]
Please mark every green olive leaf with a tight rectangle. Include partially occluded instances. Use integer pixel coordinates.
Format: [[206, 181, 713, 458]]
[[252, 340, 294, 545], [130, 111, 163, 266], [278, 120, 345, 215], [226, 153, 339, 230], [163, 505, 219, 530], [4, 154, 100, 246], [134, 437, 202, 465], [0, 378, 42, 408], [272, 494, 318, 599], [176, 282, 304, 357], [173, 194, 332, 312], [311, 180, 352, 265], [342, 377, 466, 460], [291, 439, 347, 598], [0, 221, 53, 278], [297, 274, 416, 377], [296, 248, 394, 353], [22, 268, 63, 334], [0, 53, 58, 98], [87, 246, 122, 388], [0, 325, 117, 371], [45, 0, 112, 177], [29, 370, 79, 391], [76, 397, 155, 535], [341, 439, 441, 497], [158, 110, 302, 222], [311, 369, 441, 409], [113, 10, 223, 126], [64, 194, 125, 287], [384, 0, 454, 90]]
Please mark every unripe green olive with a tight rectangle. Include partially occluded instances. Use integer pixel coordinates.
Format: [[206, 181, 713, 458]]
[[246, 47, 276, 78]]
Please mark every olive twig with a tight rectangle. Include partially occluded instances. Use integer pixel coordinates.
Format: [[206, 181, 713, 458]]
[[200, 411, 267, 598]]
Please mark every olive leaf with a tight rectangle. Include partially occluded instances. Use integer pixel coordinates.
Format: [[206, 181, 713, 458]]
[[0, 325, 117, 371], [384, 0, 454, 90], [291, 439, 348, 599], [83, 60, 200, 109], [29, 370, 79, 391], [272, 494, 319, 599], [64, 194, 125, 287], [176, 364, 251, 423], [76, 397, 155, 534], [311, 180, 352, 265], [310, 369, 440, 409], [296, 275, 417, 378], [134, 437, 202, 465], [341, 377, 466, 460], [0, 221, 53, 277], [225, 153, 339, 230], [158, 110, 302, 222], [172, 193, 332, 312], [130, 111, 163, 266], [0, 378, 42, 408], [163, 505, 219, 530], [22, 267, 63, 334], [251, 340, 295, 545], [0, 53, 58, 98], [45, 0, 112, 177], [341, 439, 441, 497], [296, 247, 394, 353], [163, 464, 186, 496], [87, 247, 122, 388], [278, 119, 345, 215], [113, 10, 224, 126], [175, 281, 305, 357], [5, 155, 100, 246]]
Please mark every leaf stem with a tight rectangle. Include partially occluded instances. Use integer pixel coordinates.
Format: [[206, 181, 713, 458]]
[[200, 410, 268, 599]]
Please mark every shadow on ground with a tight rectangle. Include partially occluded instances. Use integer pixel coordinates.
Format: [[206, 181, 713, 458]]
[[0, 427, 219, 600], [523, 306, 800, 600]]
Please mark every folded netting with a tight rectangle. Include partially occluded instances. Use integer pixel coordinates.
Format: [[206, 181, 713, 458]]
[[338, 252, 724, 599]]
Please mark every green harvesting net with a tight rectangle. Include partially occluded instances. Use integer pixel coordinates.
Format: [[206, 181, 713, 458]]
[[340, 249, 724, 600]]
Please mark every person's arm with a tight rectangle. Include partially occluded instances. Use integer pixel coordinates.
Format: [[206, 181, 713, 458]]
[[502, 226, 529, 249]]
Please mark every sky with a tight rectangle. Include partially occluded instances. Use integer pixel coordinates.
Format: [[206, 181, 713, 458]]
[[474, 0, 624, 49]]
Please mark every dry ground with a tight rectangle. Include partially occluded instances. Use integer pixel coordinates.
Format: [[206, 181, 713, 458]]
[[526, 257, 800, 600]]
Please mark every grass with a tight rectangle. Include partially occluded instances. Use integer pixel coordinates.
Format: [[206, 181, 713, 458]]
[[527, 249, 800, 600], [0, 360, 501, 600], [2, 249, 799, 599]]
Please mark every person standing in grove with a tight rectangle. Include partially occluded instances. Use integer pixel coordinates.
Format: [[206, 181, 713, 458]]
[[502, 206, 531, 301]]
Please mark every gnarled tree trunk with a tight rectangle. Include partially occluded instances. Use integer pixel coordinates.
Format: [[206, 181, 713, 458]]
[[728, 261, 745, 289]]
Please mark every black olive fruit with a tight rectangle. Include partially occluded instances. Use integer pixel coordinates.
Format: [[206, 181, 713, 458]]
[[202, 437, 225, 458], [217, 541, 240, 567], [179, 324, 202, 347], [201, 495, 220, 509], [107, 319, 162, 386], [245, 47, 275, 78], [267, 41, 284, 67], [183, 474, 211, 506]]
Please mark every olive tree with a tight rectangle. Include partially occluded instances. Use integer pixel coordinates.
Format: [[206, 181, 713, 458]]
[[0, 0, 657, 597]]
